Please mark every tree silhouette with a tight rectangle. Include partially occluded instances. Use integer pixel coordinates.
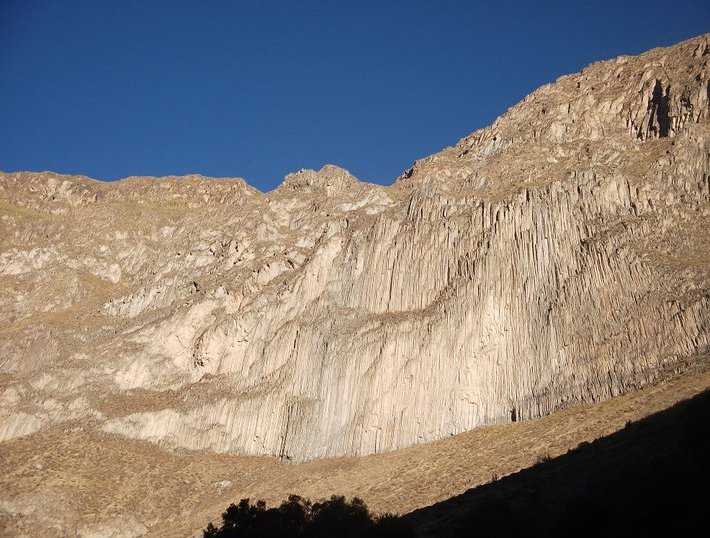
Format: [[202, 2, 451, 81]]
[[204, 494, 414, 538]]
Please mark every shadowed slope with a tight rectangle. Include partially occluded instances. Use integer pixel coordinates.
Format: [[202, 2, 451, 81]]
[[404, 389, 710, 537]]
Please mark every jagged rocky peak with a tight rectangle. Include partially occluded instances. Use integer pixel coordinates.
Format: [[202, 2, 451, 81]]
[[0, 34, 709, 463], [397, 33, 710, 190], [278, 164, 364, 195]]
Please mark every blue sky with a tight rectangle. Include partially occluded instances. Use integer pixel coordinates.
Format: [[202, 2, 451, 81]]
[[1, 1, 708, 191]]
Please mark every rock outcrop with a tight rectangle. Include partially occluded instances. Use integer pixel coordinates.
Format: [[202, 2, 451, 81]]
[[1, 34, 709, 462]]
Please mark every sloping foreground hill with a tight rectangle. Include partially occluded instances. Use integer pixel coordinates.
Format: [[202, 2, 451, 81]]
[[404, 381, 710, 538], [1, 358, 707, 536], [200, 381, 710, 537], [1, 34, 709, 463]]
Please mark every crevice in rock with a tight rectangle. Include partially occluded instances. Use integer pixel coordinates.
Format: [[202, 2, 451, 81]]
[[279, 403, 293, 461], [648, 80, 671, 138]]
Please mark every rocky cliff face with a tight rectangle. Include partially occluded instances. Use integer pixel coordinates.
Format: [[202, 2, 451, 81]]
[[1, 35, 709, 462]]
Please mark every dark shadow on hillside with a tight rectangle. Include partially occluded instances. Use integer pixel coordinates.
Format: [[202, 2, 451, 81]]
[[403, 389, 710, 537], [201, 390, 709, 537]]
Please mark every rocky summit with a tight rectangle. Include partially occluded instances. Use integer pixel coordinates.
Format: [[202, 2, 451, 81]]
[[1, 33, 709, 473]]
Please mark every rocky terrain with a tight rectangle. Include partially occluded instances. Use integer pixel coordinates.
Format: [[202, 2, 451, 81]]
[[0, 33, 709, 535]]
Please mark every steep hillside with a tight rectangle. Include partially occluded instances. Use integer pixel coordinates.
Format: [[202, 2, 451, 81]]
[[1, 34, 709, 467]]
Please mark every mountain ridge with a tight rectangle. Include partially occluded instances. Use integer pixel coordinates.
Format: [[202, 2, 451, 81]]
[[5, 34, 709, 194], [0, 33, 709, 465]]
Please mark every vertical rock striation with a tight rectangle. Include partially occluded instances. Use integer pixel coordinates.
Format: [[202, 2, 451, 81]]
[[1, 34, 709, 462]]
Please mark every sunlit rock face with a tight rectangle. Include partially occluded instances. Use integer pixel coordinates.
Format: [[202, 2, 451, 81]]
[[1, 34, 708, 462]]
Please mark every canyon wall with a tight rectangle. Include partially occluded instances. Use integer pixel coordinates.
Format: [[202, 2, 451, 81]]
[[1, 34, 708, 462]]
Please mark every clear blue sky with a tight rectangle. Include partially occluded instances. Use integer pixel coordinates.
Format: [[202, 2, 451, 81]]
[[1, 1, 708, 191]]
